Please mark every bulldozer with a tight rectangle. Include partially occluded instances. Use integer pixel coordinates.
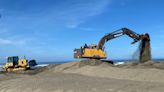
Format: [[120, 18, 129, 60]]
[[3, 56, 30, 72], [74, 28, 151, 63]]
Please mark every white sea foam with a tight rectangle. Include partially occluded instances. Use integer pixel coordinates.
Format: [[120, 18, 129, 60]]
[[114, 62, 125, 65], [35, 64, 49, 67]]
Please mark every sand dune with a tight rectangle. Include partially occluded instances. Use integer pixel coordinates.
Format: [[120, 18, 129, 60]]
[[1, 60, 164, 92], [44, 60, 164, 83]]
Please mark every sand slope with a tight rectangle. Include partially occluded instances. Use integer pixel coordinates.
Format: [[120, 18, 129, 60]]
[[1, 60, 164, 92], [46, 60, 164, 83], [1, 73, 164, 92]]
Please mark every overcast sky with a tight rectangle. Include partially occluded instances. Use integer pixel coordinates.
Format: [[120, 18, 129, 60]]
[[0, 0, 164, 62]]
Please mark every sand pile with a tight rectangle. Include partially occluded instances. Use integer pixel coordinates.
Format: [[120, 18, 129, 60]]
[[45, 60, 112, 72], [44, 60, 164, 83], [1, 60, 164, 92], [118, 61, 164, 69]]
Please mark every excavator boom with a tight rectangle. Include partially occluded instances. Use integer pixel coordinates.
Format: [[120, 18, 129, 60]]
[[97, 28, 146, 50]]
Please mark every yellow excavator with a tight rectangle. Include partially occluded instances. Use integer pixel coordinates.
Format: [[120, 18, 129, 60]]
[[3, 56, 30, 72], [74, 28, 151, 63]]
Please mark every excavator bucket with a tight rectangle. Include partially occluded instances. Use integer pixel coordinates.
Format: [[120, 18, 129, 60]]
[[139, 33, 151, 63]]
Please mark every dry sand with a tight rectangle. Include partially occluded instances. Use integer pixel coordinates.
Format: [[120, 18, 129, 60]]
[[1, 60, 164, 92]]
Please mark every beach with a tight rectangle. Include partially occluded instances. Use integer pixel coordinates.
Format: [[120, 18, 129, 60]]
[[1, 60, 164, 92]]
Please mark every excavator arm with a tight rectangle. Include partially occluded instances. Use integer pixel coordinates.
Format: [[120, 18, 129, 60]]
[[97, 28, 148, 50]]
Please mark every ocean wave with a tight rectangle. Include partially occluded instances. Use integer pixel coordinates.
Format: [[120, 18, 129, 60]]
[[35, 64, 49, 67]]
